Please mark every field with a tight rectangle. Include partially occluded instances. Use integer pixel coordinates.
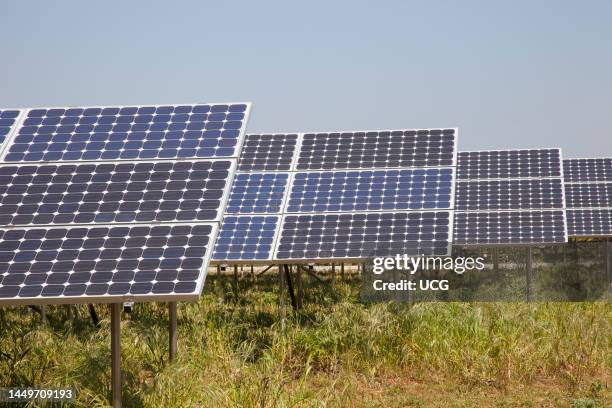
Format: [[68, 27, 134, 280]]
[[0, 271, 610, 407]]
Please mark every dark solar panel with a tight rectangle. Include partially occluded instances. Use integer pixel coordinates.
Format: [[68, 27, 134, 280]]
[[563, 158, 612, 183], [0, 160, 233, 226], [0, 110, 21, 146], [213, 215, 279, 261], [238, 134, 298, 171], [0, 224, 215, 304], [453, 210, 567, 245], [287, 168, 454, 212], [457, 149, 561, 180], [3, 103, 250, 162], [455, 179, 564, 211], [226, 173, 288, 214], [296, 129, 456, 170], [275, 212, 451, 259], [566, 209, 612, 236], [564, 183, 612, 209]]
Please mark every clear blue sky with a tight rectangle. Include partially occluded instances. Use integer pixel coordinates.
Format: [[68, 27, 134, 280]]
[[1, 1, 611, 157]]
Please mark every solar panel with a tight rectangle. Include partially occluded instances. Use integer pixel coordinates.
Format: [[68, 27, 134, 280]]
[[564, 183, 612, 209], [238, 133, 298, 171], [455, 179, 564, 211], [296, 129, 456, 170], [457, 149, 561, 180], [287, 168, 454, 213], [566, 209, 612, 236], [275, 212, 452, 260], [213, 215, 280, 261], [563, 158, 612, 183], [0, 109, 22, 147], [225, 173, 289, 214], [454, 211, 566, 245], [0, 223, 216, 305], [454, 148, 567, 245], [2, 103, 251, 162]]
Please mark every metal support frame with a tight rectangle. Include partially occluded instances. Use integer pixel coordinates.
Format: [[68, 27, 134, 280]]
[[278, 265, 286, 331], [606, 239, 611, 292], [110, 303, 121, 408], [296, 264, 303, 309], [341, 263, 345, 281], [331, 263, 336, 284], [40, 305, 46, 324], [65, 305, 73, 320], [284, 265, 297, 310], [88, 304, 100, 327], [233, 265, 239, 303], [169, 302, 177, 362], [526, 246, 533, 302], [257, 264, 275, 277]]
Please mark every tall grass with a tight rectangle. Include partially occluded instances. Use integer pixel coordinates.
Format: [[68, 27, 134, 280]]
[[0, 274, 610, 407]]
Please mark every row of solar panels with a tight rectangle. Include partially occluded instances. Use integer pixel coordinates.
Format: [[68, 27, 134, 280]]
[[0, 104, 610, 306]]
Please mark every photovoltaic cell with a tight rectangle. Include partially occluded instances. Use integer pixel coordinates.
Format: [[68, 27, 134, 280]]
[[226, 173, 288, 214], [564, 183, 612, 209], [453, 211, 566, 245], [0, 110, 21, 146], [238, 134, 298, 171], [275, 212, 452, 260], [566, 209, 612, 236], [0, 224, 214, 304], [563, 158, 612, 183], [455, 179, 564, 211], [3, 103, 250, 162], [213, 215, 279, 261], [296, 129, 456, 170], [457, 149, 561, 180], [0, 160, 233, 226], [287, 168, 454, 213]]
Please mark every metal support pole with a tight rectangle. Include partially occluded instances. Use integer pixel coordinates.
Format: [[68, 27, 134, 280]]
[[331, 263, 336, 284], [526, 246, 533, 302], [278, 266, 286, 331], [341, 263, 345, 281], [110, 303, 122, 408], [65, 305, 73, 320], [88, 304, 100, 327], [492, 248, 499, 274], [169, 302, 177, 362], [606, 239, 611, 293], [250, 264, 254, 280], [296, 263, 303, 309], [233, 265, 239, 303], [40, 305, 46, 324], [284, 265, 297, 311]]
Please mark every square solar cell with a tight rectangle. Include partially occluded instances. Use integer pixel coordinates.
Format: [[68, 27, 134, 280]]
[[275, 212, 452, 260], [296, 129, 456, 170], [238, 134, 298, 171], [3, 103, 251, 162], [0, 109, 22, 147], [226, 173, 289, 214], [563, 158, 612, 183], [287, 168, 454, 212], [457, 149, 561, 180], [0, 223, 216, 305], [566, 209, 612, 236], [455, 179, 564, 211], [564, 183, 612, 209], [0, 160, 234, 225], [213, 215, 279, 261], [453, 210, 567, 245]]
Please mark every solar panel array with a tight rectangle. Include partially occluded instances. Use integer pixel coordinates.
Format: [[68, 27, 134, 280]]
[[454, 149, 568, 245], [213, 129, 457, 263], [0, 110, 22, 148], [0, 103, 251, 306], [564, 158, 612, 237]]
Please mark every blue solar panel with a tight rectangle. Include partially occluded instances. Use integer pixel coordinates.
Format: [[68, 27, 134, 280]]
[[3, 103, 250, 162], [226, 173, 289, 214], [457, 149, 561, 180], [0, 110, 21, 146], [287, 168, 454, 213], [0, 223, 215, 304], [0, 160, 233, 226], [238, 134, 298, 171], [564, 158, 612, 183], [566, 209, 612, 236], [213, 215, 279, 261]]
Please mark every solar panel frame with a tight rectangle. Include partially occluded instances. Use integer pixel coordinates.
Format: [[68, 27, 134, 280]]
[[0, 221, 218, 306], [454, 147, 568, 246], [0, 102, 252, 163]]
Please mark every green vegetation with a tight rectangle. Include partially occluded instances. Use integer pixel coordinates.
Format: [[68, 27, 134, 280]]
[[0, 273, 610, 407]]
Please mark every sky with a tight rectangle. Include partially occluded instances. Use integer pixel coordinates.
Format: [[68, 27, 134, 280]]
[[1, 1, 611, 157]]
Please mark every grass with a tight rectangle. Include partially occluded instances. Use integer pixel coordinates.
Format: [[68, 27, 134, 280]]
[[0, 272, 610, 407]]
